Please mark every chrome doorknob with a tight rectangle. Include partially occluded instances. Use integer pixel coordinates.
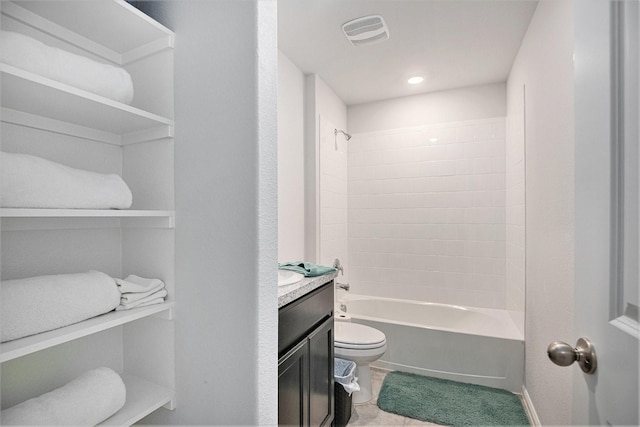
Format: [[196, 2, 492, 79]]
[[547, 337, 597, 374]]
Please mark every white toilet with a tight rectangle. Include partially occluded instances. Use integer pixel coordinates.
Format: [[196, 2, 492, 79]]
[[334, 321, 387, 404]]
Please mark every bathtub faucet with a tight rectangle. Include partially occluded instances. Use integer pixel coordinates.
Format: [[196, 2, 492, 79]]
[[333, 258, 344, 275], [336, 282, 350, 291]]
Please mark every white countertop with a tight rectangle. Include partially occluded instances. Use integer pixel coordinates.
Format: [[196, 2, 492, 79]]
[[277, 271, 338, 308]]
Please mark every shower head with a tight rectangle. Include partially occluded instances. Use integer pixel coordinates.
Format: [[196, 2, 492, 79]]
[[335, 129, 352, 141]]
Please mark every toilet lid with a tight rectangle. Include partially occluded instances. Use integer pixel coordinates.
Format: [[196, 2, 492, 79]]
[[334, 322, 386, 350]]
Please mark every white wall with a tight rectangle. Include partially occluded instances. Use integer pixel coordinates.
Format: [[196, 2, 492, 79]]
[[506, 78, 526, 333], [278, 51, 305, 262], [348, 83, 506, 134], [314, 77, 348, 280], [347, 118, 507, 308], [313, 75, 349, 129], [278, 57, 349, 280], [140, 2, 278, 425], [507, 0, 575, 424], [305, 75, 348, 279], [319, 115, 349, 283]]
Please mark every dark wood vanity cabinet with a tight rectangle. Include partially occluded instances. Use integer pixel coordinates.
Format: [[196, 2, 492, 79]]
[[278, 281, 334, 427]]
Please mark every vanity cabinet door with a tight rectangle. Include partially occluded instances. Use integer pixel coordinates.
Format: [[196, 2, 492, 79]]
[[308, 317, 334, 427], [278, 281, 334, 427], [278, 340, 309, 427]]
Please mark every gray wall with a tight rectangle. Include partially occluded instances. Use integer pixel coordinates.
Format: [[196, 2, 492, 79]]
[[278, 51, 305, 262], [140, 1, 278, 424], [507, 0, 575, 424], [304, 74, 348, 263]]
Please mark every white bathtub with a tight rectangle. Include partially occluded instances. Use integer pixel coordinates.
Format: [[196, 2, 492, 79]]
[[337, 293, 524, 392]]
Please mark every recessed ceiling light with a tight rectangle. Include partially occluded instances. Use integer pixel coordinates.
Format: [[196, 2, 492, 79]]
[[408, 76, 424, 85]]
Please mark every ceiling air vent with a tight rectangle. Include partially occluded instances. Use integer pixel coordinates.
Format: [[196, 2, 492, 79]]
[[342, 15, 389, 46]]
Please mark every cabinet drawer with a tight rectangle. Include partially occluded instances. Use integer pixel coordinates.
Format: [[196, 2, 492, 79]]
[[278, 281, 333, 356]]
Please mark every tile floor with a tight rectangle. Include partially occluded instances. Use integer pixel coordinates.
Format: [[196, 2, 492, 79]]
[[346, 368, 443, 426]]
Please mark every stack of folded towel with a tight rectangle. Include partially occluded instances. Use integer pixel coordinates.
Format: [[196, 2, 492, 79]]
[[116, 275, 167, 311]]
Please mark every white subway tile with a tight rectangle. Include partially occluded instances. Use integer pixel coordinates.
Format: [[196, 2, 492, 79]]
[[455, 125, 476, 142], [492, 157, 507, 173], [347, 119, 510, 309], [429, 126, 457, 145], [475, 123, 497, 140]]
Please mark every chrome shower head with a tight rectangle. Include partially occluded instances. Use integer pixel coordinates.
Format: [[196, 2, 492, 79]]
[[335, 129, 352, 141]]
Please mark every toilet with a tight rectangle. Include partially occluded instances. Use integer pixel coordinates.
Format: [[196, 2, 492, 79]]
[[334, 321, 387, 404]]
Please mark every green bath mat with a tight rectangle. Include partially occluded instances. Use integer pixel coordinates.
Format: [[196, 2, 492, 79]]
[[377, 371, 530, 426]]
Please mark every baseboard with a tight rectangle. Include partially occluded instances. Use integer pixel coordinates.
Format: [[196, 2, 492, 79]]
[[521, 386, 541, 426]]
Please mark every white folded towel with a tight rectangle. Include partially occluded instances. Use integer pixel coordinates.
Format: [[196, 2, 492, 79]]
[[121, 287, 168, 305], [1, 367, 126, 426], [1, 152, 133, 209], [125, 297, 165, 310], [117, 291, 167, 311], [115, 275, 165, 294], [0, 30, 134, 104], [1, 271, 120, 342], [115, 275, 167, 311]]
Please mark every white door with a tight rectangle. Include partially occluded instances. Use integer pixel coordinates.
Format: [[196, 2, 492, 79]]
[[572, 0, 639, 424]]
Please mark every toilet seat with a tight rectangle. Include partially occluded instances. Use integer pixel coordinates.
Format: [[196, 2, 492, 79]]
[[334, 322, 386, 350]]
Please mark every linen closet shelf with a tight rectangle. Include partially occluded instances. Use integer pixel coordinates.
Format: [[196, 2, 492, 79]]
[[0, 1, 176, 424], [0, 302, 175, 363], [1, 64, 174, 143], [0, 209, 176, 230]]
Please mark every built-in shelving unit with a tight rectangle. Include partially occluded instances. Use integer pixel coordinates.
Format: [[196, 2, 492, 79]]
[[101, 374, 176, 426], [1, 208, 175, 218], [0, 302, 175, 363], [1, 64, 174, 135], [0, 1, 176, 424]]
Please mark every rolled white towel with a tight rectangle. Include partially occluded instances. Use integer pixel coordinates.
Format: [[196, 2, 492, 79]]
[[1, 367, 126, 426], [1, 152, 133, 209], [0, 30, 134, 104], [115, 275, 165, 294], [1, 271, 120, 342]]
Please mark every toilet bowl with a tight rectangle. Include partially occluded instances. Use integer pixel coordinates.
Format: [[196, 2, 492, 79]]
[[334, 321, 387, 404]]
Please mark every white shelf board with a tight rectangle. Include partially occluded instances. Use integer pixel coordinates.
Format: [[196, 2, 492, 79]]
[[0, 208, 174, 218], [1, 64, 174, 137], [2, 108, 174, 145], [0, 301, 175, 363], [0, 209, 176, 229], [100, 373, 175, 426], [3, 0, 174, 65]]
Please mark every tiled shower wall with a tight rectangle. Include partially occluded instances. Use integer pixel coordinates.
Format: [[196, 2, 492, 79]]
[[348, 118, 507, 309]]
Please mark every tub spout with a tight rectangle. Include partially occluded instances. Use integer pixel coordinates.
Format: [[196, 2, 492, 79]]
[[336, 282, 350, 291]]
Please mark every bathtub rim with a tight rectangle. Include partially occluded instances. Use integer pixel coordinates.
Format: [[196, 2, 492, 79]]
[[337, 293, 524, 342]]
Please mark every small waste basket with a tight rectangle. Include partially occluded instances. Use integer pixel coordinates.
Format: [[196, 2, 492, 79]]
[[334, 358, 359, 427]]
